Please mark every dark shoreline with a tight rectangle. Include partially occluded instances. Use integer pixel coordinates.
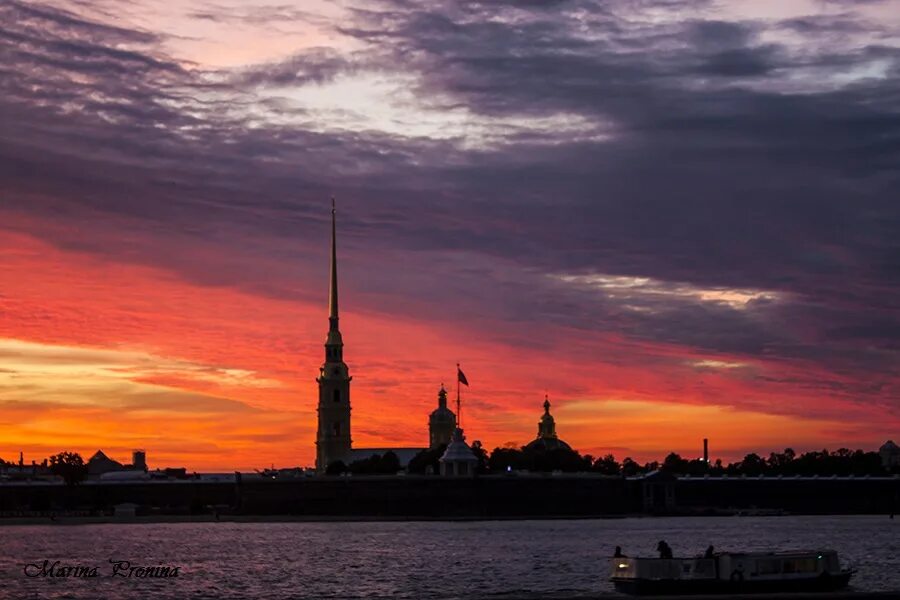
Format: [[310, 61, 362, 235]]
[[0, 513, 634, 526], [604, 595, 899, 600], [2, 475, 896, 522], [0, 512, 894, 527]]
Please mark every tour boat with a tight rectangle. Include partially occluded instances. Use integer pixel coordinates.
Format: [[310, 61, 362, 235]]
[[610, 549, 854, 595]]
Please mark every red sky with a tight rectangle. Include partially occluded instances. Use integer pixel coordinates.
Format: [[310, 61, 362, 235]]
[[1, 208, 894, 471], [1, 0, 899, 470]]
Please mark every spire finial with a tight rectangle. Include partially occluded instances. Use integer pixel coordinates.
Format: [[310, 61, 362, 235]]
[[328, 197, 339, 327]]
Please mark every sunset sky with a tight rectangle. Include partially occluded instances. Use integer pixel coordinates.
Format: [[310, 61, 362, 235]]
[[1, 0, 899, 471]]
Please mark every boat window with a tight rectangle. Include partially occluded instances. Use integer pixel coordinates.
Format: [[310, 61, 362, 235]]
[[694, 560, 715, 576], [755, 559, 781, 575], [784, 559, 817, 573]]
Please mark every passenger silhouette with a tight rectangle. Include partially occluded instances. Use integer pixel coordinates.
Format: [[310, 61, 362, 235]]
[[614, 546, 626, 558], [657, 540, 673, 559], [704, 545, 715, 558]]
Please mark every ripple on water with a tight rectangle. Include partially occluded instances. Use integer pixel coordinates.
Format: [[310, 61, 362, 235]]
[[0, 516, 897, 599]]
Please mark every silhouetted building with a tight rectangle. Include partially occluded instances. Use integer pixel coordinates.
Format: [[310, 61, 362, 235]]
[[429, 385, 456, 449], [0, 454, 53, 481], [87, 450, 124, 476], [524, 396, 572, 452], [307, 202, 490, 473], [880, 440, 900, 469], [316, 202, 353, 473], [439, 428, 477, 477], [132, 449, 147, 471], [636, 470, 677, 511]]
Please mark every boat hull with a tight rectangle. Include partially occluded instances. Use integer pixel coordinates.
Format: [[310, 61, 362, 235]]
[[612, 570, 854, 596]]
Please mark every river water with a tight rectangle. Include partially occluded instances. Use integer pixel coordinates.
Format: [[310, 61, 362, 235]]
[[0, 516, 897, 599]]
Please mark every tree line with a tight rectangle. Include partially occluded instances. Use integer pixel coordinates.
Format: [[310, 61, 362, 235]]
[[0, 451, 88, 485], [399, 444, 895, 476], [8, 444, 894, 483]]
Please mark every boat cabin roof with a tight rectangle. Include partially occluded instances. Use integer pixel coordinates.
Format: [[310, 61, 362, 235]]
[[624, 549, 837, 561], [725, 549, 836, 558]]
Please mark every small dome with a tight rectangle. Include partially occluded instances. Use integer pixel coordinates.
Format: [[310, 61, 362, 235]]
[[440, 428, 477, 464], [881, 440, 899, 452], [430, 406, 455, 423]]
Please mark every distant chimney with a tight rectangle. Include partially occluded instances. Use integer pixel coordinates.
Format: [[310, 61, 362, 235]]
[[703, 438, 709, 463]]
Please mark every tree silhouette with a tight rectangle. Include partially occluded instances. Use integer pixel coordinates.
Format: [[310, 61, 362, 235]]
[[592, 454, 621, 475], [621, 457, 642, 477], [348, 452, 402, 475], [470, 440, 489, 474], [49, 451, 87, 486], [488, 447, 525, 472], [408, 445, 446, 474]]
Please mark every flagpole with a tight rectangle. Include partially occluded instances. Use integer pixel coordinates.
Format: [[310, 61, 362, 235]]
[[456, 362, 461, 429]]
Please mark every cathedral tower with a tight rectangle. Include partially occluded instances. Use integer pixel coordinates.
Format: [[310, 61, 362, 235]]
[[538, 395, 557, 440], [316, 200, 352, 473], [428, 385, 456, 449]]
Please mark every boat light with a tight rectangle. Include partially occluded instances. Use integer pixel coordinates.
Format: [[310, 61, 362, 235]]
[[618, 563, 628, 569]]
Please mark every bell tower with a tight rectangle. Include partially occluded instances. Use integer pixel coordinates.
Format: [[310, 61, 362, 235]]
[[315, 199, 352, 473], [538, 395, 557, 439]]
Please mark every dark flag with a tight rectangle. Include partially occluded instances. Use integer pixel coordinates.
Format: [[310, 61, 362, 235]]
[[457, 366, 469, 387]]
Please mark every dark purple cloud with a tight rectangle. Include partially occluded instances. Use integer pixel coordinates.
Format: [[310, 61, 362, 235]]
[[1, 0, 898, 414]]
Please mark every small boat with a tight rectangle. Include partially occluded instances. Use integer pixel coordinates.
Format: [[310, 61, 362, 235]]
[[610, 549, 854, 596]]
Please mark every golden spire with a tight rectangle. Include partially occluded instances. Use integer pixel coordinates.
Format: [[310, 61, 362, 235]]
[[328, 197, 339, 330]]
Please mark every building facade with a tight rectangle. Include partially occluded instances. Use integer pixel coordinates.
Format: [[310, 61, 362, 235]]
[[315, 202, 353, 473], [880, 440, 900, 469]]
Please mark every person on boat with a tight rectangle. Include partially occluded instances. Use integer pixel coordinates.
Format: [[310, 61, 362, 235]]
[[704, 545, 715, 558], [657, 540, 673, 559], [614, 546, 626, 558]]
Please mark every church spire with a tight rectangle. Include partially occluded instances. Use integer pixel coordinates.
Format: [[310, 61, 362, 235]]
[[324, 197, 344, 361], [316, 197, 352, 473], [328, 196, 339, 331], [539, 395, 557, 439]]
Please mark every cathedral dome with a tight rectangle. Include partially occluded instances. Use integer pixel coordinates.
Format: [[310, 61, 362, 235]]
[[429, 385, 457, 449], [430, 406, 455, 423], [524, 437, 572, 452], [524, 396, 572, 452]]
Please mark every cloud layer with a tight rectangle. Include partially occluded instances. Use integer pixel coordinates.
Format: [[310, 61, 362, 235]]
[[1, 0, 898, 468]]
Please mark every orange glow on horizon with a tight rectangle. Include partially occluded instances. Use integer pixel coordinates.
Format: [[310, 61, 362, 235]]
[[0, 222, 895, 471]]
